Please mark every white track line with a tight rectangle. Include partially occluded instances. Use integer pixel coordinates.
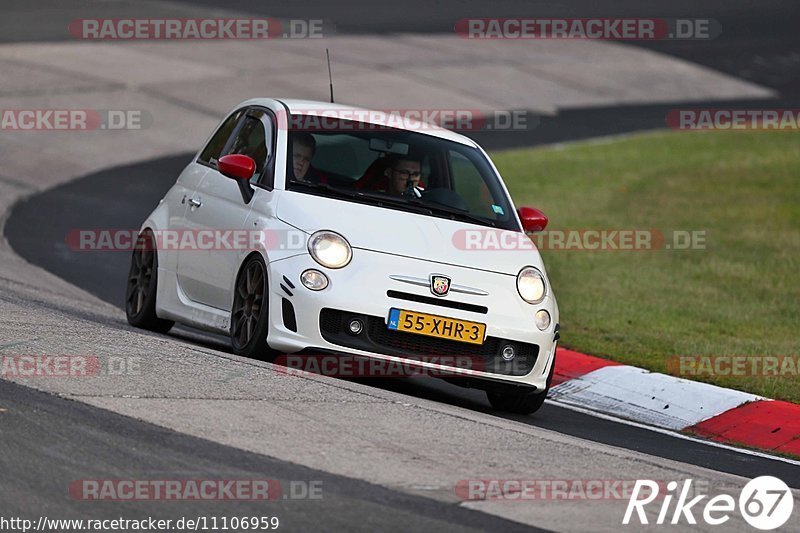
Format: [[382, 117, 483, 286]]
[[546, 399, 800, 468]]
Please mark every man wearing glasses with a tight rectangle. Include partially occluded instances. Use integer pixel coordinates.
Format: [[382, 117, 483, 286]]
[[384, 153, 423, 195]]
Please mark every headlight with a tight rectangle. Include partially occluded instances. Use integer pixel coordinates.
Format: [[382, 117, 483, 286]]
[[308, 230, 352, 269], [517, 266, 546, 304]]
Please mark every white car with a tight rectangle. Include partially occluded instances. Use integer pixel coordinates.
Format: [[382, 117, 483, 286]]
[[126, 98, 559, 413]]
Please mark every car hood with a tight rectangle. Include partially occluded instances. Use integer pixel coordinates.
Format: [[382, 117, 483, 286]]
[[275, 191, 546, 276]]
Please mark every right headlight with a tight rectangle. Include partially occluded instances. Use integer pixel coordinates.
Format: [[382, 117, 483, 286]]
[[517, 266, 546, 304], [308, 230, 352, 269]]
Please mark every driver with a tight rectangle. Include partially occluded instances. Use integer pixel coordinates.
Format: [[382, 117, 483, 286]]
[[290, 133, 316, 181], [384, 153, 423, 195]]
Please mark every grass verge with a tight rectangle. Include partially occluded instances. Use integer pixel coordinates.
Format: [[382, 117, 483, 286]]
[[493, 130, 800, 402]]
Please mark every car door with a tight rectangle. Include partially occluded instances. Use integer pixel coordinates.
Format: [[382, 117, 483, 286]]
[[177, 107, 275, 311], [173, 107, 244, 303]]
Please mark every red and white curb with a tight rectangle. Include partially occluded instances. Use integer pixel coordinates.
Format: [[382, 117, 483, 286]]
[[549, 348, 800, 458]]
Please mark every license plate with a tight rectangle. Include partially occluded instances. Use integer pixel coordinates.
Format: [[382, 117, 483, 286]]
[[387, 308, 486, 345]]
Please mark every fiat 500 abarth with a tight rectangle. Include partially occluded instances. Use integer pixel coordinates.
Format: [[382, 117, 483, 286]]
[[126, 98, 559, 413]]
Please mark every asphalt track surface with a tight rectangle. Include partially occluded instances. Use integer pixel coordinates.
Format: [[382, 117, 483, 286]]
[[3, 0, 798, 94], [0, 379, 542, 532], [188, 0, 800, 95], [6, 154, 800, 491]]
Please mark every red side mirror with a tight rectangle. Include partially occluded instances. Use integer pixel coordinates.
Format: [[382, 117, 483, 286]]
[[517, 206, 548, 233], [218, 154, 256, 181]]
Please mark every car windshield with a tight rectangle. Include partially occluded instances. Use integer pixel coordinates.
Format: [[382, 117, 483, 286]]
[[285, 115, 517, 230]]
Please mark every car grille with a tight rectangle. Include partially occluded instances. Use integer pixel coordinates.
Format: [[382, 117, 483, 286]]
[[319, 308, 538, 376], [386, 290, 488, 314]]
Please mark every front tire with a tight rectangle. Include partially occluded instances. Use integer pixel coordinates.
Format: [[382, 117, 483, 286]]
[[230, 255, 279, 361], [125, 230, 174, 333]]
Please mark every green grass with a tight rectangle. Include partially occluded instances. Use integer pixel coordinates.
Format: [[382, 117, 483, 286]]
[[492, 130, 800, 402]]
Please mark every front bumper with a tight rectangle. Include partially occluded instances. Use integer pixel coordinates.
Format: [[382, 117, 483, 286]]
[[265, 250, 559, 389]]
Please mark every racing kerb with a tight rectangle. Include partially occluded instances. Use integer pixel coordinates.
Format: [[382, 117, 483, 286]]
[[551, 348, 800, 457]]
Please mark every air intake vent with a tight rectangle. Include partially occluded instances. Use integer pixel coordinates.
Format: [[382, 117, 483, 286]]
[[386, 290, 488, 314], [282, 298, 297, 332]]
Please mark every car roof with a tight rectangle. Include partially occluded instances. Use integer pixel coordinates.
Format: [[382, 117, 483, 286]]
[[239, 97, 480, 147]]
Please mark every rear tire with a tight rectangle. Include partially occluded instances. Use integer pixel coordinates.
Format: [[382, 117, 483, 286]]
[[230, 255, 279, 361], [125, 230, 174, 334], [486, 349, 556, 414]]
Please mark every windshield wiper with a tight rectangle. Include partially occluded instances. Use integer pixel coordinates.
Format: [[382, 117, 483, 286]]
[[408, 199, 497, 227], [356, 192, 497, 227], [290, 181, 436, 215]]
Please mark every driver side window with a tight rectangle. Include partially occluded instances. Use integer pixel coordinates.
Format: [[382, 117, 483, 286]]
[[222, 110, 275, 187], [198, 109, 244, 167], [198, 108, 275, 187]]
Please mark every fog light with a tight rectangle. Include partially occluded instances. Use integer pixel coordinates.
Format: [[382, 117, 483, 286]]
[[301, 269, 328, 291], [348, 319, 364, 335], [535, 310, 551, 331], [501, 344, 516, 361]]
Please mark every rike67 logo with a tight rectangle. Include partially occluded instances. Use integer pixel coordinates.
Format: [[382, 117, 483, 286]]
[[624, 476, 794, 530]]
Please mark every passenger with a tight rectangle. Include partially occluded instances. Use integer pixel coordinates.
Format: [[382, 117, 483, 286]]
[[384, 153, 423, 195]]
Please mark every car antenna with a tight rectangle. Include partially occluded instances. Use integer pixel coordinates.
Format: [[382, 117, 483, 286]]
[[326, 48, 335, 103]]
